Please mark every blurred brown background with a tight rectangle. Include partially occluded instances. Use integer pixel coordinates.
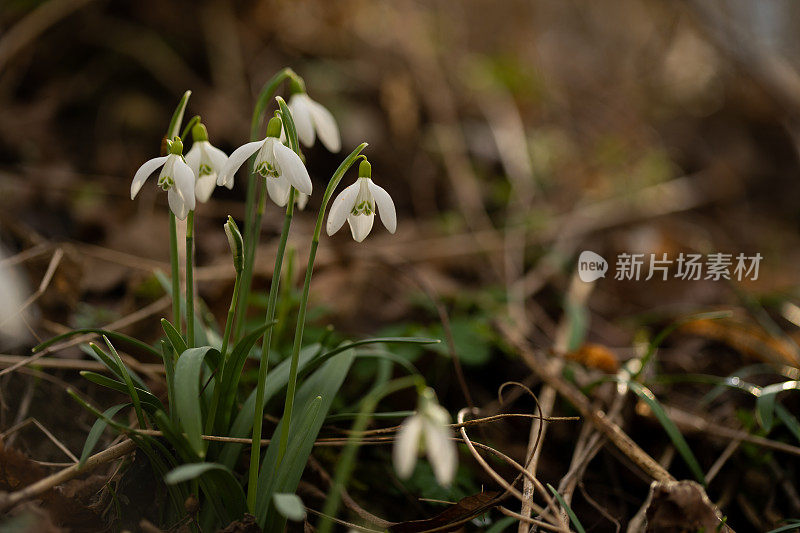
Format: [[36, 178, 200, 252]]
[[2, 1, 800, 530]]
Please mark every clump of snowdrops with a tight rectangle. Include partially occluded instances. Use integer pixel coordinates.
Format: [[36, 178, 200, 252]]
[[34, 68, 457, 531]]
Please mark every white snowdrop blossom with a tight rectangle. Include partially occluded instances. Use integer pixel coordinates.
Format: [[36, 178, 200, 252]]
[[130, 138, 196, 220], [393, 388, 457, 486], [184, 123, 228, 202], [326, 159, 396, 242], [288, 92, 341, 152], [216, 117, 312, 207]]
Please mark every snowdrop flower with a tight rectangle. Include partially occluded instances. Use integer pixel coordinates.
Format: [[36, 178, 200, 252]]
[[393, 388, 457, 486], [217, 117, 312, 206], [184, 123, 228, 202], [131, 138, 196, 220], [288, 81, 341, 152], [326, 159, 396, 242]]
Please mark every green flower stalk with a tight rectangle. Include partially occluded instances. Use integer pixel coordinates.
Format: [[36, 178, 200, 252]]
[[243, 98, 306, 512], [274, 142, 368, 468], [205, 216, 244, 435]]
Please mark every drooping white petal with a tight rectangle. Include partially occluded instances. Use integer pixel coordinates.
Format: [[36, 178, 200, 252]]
[[289, 94, 315, 148], [131, 156, 168, 199], [366, 180, 397, 234], [195, 174, 217, 203], [172, 158, 196, 213], [306, 98, 341, 152], [217, 140, 264, 188], [266, 175, 292, 207], [423, 419, 457, 486], [205, 143, 229, 175], [272, 141, 312, 195], [393, 415, 423, 479], [326, 182, 359, 236], [347, 213, 374, 242], [168, 188, 189, 220], [184, 143, 202, 177]]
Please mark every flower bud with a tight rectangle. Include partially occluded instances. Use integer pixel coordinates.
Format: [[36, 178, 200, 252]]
[[224, 216, 244, 274]]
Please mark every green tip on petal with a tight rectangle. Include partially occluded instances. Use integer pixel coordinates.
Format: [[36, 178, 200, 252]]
[[358, 158, 372, 178], [191, 123, 209, 142]]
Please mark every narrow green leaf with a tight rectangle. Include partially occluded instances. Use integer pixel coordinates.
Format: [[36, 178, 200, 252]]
[[165, 462, 247, 525], [153, 409, 199, 462], [79, 404, 129, 467], [217, 344, 320, 469], [628, 381, 705, 484], [766, 520, 800, 533], [95, 338, 146, 428], [162, 318, 187, 356], [160, 341, 176, 418], [79, 371, 163, 413], [301, 337, 437, 380], [174, 346, 219, 457], [757, 381, 800, 432], [218, 322, 276, 427], [273, 493, 306, 522], [33, 328, 161, 360], [255, 349, 356, 530], [547, 484, 585, 533], [166, 90, 191, 138]]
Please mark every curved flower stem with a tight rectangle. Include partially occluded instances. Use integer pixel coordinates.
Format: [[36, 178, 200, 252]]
[[274, 142, 368, 467], [235, 67, 301, 341], [317, 375, 424, 533], [246, 97, 302, 513], [169, 213, 181, 343], [179, 115, 201, 143], [185, 210, 195, 348], [165, 91, 190, 342]]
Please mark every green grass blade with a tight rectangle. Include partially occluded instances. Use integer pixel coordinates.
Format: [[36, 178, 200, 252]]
[[547, 484, 586, 533], [79, 371, 163, 412], [94, 338, 146, 428], [33, 328, 161, 360], [627, 381, 705, 484], [79, 403, 129, 467], [161, 318, 187, 356], [757, 381, 800, 432]]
